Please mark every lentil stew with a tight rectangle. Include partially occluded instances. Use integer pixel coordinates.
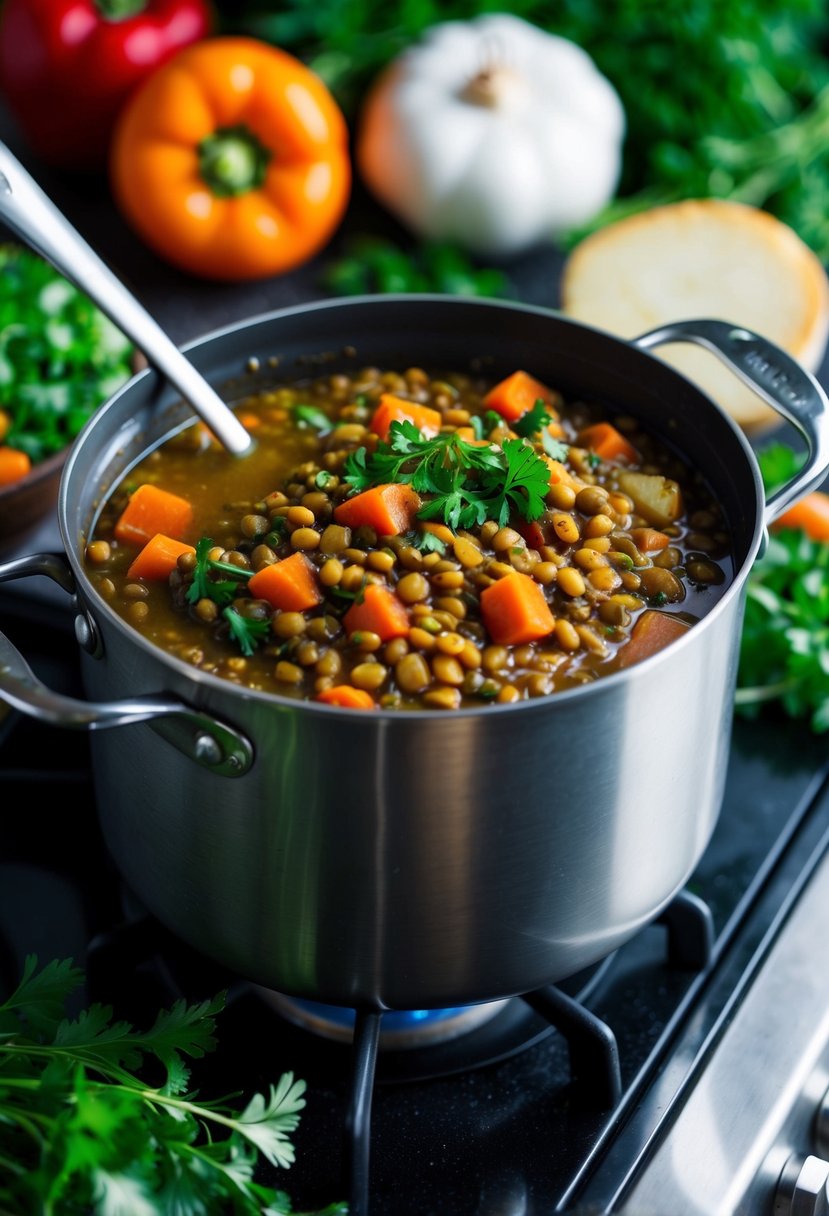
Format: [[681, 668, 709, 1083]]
[[83, 364, 733, 709]]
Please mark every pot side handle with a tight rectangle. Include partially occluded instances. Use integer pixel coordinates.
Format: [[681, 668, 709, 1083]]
[[631, 318, 829, 527], [0, 627, 253, 778]]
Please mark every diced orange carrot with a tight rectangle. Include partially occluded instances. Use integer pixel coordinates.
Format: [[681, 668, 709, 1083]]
[[772, 490, 829, 541], [113, 483, 194, 546], [334, 484, 422, 536], [577, 422, 639, 464], [544, 458, 583, 492], [369, 394, 443, 440], [0, 411, 11, 443], [617, 610, 691, 669], [343, 583, 410, 642], [0, 445, 31, 486], [248, 551, 322, 612], [127, 533, 196, 581], [236, 412, 262, 430], [420, 520, 455, 545], [316, 685, 377, 709], [631, 527, 670, 553], [483, 370, 561, 425], [480, 571, 555, 646]]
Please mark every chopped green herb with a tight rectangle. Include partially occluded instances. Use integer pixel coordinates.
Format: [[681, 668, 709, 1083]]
[[223, 606, 272, 656], [512, 399, 552, 439], [0, 244, 134, 465], [185, 537, 252, 607], [412, 529, 446, 554], [586, 452, 603, 470], [315, 469, 334, 489], [736, 441, 829, 733], [343, 419, 549, 531], [0, 955, 345, 1216]]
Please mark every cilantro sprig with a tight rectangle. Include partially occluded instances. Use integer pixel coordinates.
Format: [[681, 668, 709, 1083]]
[[186, 537, 253, 608], [0, 956, 345, 1216], [512, 398, 570, 461], [343, 419, 550, 530], [735, 442, 829, 733], [223, 606, 272, 656]]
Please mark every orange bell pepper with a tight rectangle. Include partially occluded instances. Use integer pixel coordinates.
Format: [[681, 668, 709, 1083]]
[[109, 36, 351, 281]]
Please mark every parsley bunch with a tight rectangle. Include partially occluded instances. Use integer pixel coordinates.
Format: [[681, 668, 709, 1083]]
[[0, 245, 134, 464], [344, 419, 550, 530], [735, 443, 829, 733], [0, 956, 344, 1216]]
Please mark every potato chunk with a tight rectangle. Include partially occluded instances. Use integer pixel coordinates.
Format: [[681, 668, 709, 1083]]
[[617, 471, 683, 528]]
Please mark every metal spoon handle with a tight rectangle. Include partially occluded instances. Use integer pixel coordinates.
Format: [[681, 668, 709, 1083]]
[[0, 140, 253, 457]]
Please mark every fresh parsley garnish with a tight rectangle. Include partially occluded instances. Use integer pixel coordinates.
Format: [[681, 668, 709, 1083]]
[[223, 607, 272, 656], [343, 419, 549, 530], [186, 537, 253, 607], [0, 244, 134, 464], [413, 530, 446, 554], [0, 955, 344, 1216], [512, 398, 570, 461], [315, 469, 334, 489]]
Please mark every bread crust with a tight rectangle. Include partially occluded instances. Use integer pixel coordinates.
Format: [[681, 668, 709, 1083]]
[[560, 199, 829, 430]]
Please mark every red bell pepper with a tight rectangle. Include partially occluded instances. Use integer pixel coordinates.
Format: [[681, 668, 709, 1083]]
[[0, 0, 213, 171]]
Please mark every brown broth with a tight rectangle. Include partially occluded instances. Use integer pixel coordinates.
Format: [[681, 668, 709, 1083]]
[[83, 366, 734, 709]]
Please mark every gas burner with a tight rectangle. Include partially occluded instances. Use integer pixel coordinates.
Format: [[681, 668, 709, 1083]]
[[258, 990, 509, 1048], [253, 955, 615, 1084]]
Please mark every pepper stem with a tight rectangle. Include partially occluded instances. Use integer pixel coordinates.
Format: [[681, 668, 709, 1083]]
[[459, 66, 520, 109], [94, 0, 147, 19], [197, 126, 272, 198]]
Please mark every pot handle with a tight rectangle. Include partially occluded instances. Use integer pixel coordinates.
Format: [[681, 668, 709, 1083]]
[[0, 627, 253, 778], [631, 319, 829, 527]]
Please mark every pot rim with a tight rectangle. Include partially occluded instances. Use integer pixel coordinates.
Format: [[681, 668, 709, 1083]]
[[61, 293, 768, 721]]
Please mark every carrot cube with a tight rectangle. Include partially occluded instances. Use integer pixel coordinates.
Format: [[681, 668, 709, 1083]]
[[480, 571, 555, 646], [248, 551, 322, 612], [617, 610, 691, 669], [127, 533, 195, 581], [577, 422, 639, 465], [343, 583, 410, 642], [113, 483, 194, 546], [316, 685, 377, 709], [334, 483, 422, 536], [483, 370, 560, 424], [369, 394, 443, 440]]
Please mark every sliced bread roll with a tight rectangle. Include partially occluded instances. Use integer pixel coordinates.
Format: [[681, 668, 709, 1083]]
[[559, 198, 829, 430]]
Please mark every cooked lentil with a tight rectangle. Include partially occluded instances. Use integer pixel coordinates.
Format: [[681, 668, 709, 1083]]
[[84, 364, 733, 709]]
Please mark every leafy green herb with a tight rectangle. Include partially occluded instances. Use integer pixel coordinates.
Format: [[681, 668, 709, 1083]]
[[735, 440, 828, 733], [315, 470, 334, 489], [0, 956, 345, 1216], [223, 607, 272, 656], [412, 530, 446, 554], [223, 1, 829, 258], [185, 537, 252, 607], [321, 235, 512, 298], [0, 244, 134, 464], [512, 398, 570, 460], [293, 403, 332, 431], [344, 419, 549, 530]]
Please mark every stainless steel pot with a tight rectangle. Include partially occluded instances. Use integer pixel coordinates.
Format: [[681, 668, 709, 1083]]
[[1, 297, 827, 1010]]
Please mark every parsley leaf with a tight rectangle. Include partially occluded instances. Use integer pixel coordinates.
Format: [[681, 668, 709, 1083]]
[[736, 524, 829, 733], [343, 420, 549, 530], [223, 607, 272, 656], [511, 398, 570, 461], [0, 956, 343, 1216], [185, 538, 252, 607], [293, 403, 332, 431]]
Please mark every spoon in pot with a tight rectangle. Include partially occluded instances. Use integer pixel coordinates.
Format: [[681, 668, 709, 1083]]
[[0, 141, 253, 457]]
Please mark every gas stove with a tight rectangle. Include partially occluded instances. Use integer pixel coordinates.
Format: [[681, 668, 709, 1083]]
[[1, 589, 828, 1216]]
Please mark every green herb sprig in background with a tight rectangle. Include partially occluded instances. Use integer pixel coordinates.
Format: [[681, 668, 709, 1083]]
[[0, 956, 346, 1216], [0, 245, 134, 464], [735, 443, 829, 733]]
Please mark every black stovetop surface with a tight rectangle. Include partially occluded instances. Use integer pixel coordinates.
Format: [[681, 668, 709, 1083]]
[[1, 594, 828, 1216]]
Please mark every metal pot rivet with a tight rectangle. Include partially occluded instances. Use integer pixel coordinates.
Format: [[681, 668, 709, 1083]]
[[193, 733, 223, 767]]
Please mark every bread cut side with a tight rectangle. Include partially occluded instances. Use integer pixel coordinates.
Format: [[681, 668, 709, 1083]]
[[559, 199, 829, 430]]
